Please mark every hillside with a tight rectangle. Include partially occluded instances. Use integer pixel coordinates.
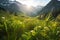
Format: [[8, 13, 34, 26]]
[[0, 10, 60, 40], [0, 0, 60, 40], [38, 0, 60, 18]]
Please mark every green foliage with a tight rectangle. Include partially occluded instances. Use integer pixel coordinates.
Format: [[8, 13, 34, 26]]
[[0, 11, 60, 40]]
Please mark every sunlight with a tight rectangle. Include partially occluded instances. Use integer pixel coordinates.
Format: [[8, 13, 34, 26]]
[[26, 5, 31, 9], [17, 0, 51, 7], [17, 0, 37, 7], [26, 5, 33, 11]]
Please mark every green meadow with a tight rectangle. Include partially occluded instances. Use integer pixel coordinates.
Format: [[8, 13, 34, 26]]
[[0, 11, 60, 40]]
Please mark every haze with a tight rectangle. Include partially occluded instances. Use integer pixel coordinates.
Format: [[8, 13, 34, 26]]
[[16, 0, 51, 7]]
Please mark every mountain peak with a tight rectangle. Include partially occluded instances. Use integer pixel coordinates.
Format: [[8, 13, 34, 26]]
[[51, 0, 60, 1], [38, 0, 60, 18], [51, 0, 57, 1]]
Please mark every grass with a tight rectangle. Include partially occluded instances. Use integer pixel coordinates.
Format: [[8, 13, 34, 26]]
[[0, 11, 60, 40]]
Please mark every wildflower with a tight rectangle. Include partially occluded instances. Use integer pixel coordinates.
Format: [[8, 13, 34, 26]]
[[44, 27, 47, 29], [30, 30, 36, 36], [17, 20, 23, 24], [44, 27, 49, 31], [38, 26, 41, 28], [57, 31, 60, 33], [2, 17, 5, 19], [20, 22, 23, 24], [53, 22, 57, 26], [30, 30, 34, 33], [56, 31, 60, 35]]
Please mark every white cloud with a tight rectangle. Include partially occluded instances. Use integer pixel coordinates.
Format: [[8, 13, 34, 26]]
[[58, 0, 60, 1], [16, 0, 51, 7]]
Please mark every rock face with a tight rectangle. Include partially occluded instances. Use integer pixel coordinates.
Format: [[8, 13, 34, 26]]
[[38, 0, 60, 18]]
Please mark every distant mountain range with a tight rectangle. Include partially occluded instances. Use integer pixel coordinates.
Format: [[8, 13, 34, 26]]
[[0, 0, 43, 16], [0, 1, 23, 13], [33, 6, 44, 16], [1, 0, 60, 18]]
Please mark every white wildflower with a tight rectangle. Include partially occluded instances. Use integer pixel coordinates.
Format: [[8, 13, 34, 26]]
[[2, 17, 5, 19], [30, 30, 34, 33], [20, 22, 23, 24], [38, 26, 41, 28], [57, 31, 60, 35], [44, 27, 49, 31]]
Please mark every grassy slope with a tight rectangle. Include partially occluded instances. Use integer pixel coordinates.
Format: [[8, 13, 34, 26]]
[[0, 11, 60, 40]]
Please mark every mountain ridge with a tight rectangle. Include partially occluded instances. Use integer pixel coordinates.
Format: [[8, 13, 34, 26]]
[[38, 0, 60, 18]]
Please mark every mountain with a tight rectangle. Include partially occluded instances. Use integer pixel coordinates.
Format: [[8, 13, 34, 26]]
[[38, 0, 60, 18], [0, 1, 23, 13], [0, 0, 43, 16], [23, 5, 44, 16], [28, 6, 44, 17], [33, 6, 44, 16], [0, 0, 26, 16], [36, 6, 44, 11]]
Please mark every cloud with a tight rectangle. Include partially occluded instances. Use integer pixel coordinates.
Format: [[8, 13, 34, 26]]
[[16, 0, 51, 6]]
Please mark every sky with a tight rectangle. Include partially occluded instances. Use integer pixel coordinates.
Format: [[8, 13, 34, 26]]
[[16, 0, 51, 7]]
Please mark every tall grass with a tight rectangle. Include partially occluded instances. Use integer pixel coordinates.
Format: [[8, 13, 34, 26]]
[[0, 11, 60, 40]]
